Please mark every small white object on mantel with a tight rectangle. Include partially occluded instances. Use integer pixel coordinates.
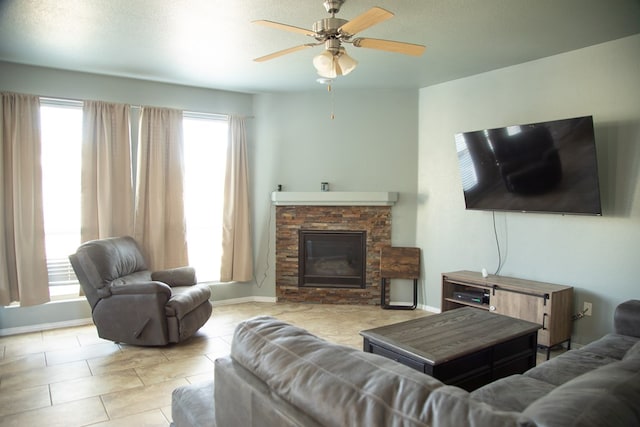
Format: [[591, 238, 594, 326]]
[[271, 191, 399, 206]]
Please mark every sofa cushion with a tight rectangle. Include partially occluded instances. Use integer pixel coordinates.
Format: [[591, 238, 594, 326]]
[[623, 340, 640, 361], [229, 316, 532, 427], [523, 358, 640, 427], [524, 349, 617, 386], [470, 375, 556, 412], [423, 385, 536, 427], [578, 333, 639, 360]]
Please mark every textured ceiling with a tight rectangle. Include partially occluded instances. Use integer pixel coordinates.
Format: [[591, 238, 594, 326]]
[[1, 0, 639, 93]]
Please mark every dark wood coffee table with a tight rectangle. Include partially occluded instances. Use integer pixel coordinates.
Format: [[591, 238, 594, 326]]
[[360, 307, 541, 391]]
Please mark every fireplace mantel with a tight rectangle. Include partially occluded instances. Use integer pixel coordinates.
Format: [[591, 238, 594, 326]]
[[271, 191, 398, 206]]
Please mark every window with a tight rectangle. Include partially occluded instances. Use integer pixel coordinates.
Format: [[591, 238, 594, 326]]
[[38, 101, 226, 300], [182, 114, 228, 282], [40, 100, 83, 298]]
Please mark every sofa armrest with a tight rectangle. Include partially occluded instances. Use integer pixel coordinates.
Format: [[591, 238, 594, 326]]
[[172, 380, 215, 427], [152, 267, 197, 287], [614, 300, 640, 337], [215, 356, 323, 427]]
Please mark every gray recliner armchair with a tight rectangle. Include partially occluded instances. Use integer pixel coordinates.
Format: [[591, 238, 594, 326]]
[[69, 236, 213, 346]]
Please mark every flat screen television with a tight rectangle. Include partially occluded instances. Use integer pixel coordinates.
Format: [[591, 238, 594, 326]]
[[454, 115, 602, 215]]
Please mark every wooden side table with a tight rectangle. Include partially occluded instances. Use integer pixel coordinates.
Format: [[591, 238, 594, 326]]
[[380, 246, 420, 310]]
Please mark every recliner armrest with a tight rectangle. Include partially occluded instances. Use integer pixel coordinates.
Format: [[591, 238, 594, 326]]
[[151, 267, 197, 287], [165, 284, 211, 318]]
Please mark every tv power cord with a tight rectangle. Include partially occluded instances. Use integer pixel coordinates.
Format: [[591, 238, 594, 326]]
[[572, 307, 589, 321]]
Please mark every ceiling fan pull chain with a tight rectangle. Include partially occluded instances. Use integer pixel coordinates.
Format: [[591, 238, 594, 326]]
[[328, 83, 335, 120]]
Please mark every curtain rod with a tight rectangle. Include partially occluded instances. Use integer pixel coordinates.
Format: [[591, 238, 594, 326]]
[[38, 95, 253, 119]]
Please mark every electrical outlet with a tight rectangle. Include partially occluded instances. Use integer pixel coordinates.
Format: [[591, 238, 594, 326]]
[[584, 301, 593, 316]]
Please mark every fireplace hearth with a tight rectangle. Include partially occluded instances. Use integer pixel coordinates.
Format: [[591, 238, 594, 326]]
[[299, 230, 366, 288]]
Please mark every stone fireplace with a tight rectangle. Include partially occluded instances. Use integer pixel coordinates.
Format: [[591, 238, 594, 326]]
[[273, 191, 397, 305]]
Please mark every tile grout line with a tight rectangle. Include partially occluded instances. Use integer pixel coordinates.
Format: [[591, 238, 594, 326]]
[[97, 394, 111, 423], [85, 358, 95, 377], [47, 383, 53, 409]]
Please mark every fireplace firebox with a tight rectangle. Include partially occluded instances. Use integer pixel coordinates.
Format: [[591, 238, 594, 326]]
[[298, 230, 366, 288]]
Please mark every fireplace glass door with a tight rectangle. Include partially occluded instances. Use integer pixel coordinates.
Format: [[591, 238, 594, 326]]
[[299, 230, 366, 288]]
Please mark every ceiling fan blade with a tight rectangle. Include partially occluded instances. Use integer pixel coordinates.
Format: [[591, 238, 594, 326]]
[[252, 20, 315, 37], [338, 7, 394, 36], [353, 38, 426, 56], [254, 44, 316, 62]]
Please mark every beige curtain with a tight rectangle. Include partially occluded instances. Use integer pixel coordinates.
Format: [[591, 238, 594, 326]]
[[134, 107, 188, 270], [81, 101, 133, 242], [220, 116, 253, 282], [0, 93, 50, 306]]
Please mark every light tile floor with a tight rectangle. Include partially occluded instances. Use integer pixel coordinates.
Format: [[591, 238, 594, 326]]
[[0, 302, 430, 426], [0, 302, 559, 426]]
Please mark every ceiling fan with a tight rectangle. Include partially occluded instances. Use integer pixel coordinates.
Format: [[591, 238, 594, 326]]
[[253, 0, 426, 79]]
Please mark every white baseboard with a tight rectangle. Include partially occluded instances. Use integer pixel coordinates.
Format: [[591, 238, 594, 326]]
[[379, 302, 441, 313], [0, 297, 432, 337], [212, 296, 277, 306], [215, 298, 439, 312], [0, 318, 93, 337], [420, 304, 441, 313], [0, 296, 277, 336]]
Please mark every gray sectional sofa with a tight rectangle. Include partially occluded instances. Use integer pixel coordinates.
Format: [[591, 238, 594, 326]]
[[171, 300, 640, 426]]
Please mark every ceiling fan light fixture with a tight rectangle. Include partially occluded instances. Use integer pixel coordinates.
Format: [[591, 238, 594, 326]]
[[313, 49, 337, 78], [336, 48, 357, 76], [313, 47, 357, 78]]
